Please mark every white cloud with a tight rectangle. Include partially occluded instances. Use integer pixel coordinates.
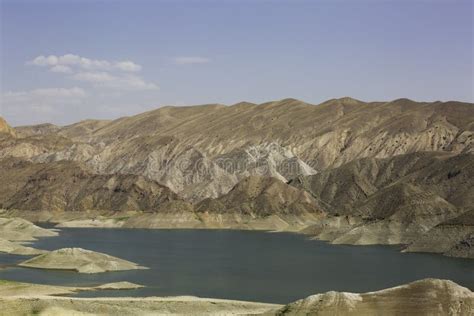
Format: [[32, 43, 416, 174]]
[[3, 87, 87, 101], [173, 56, 211, 65], [72, 71, 158, 91], [27, 54, 157, 92], [115, 61, 142, 72], [50, 65, 73, 73], [28, 54, 142, 72], [73, 71, 116, 83]]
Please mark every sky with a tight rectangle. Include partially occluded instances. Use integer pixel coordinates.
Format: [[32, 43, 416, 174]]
[[0, 0, 472, 126]]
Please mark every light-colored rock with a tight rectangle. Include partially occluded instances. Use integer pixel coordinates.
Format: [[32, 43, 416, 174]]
[[404, 209, 474, 258], [18, 247, 148, 273], [0, 280, 81, 297], [3, 98, 472, 203], [276, 279, 474, 316], [0, 295, 281, 316], [0, 238, 48, 255], [56, 218, 125, 228], [0, 279, 144, 297], [93, 282, 144, 290], [196, 176, 324, 217], [0, 159, 181, 213], [0, 279, 471, 315], [0, 217, 58, 241]]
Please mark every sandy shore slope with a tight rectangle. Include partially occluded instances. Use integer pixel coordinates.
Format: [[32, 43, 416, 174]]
[[0, 279, 472, 315], [18, 247, 148, 273]]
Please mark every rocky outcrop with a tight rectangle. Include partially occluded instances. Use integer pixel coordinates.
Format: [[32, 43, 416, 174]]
[[19, 247, 148, 273], [276, 279, 474, 316], [14, 123, 60, 137], [0, 99, 473, 257], [2, 98, 472, 202], [0, 133, 73, 160], [290, 152, 473, 248], [0, 279, 471, 315], [404, 210, 474, 259], [289, 151, 470, 216], [0, 158, 182, 212], [196, 176, 323, 217]]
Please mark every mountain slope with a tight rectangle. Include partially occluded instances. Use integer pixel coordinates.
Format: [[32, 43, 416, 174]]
[[1, 98, 473, 257], [2, 98, 472, 201], [277, 279, 474, 315], [197, 176, 323, 217], [0, 158, 181, 212], [290, 152, 473, 246]]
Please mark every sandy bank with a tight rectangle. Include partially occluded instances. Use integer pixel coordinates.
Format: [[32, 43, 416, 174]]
[[0, 217, 57, 241], [0, 295, 281, 315], [0, 238, 48, 255], [276, 278, 474, 315], [1, 210, 473, 259], [19, 247, 148, 273], [0, 279, 472, 315], [0, 217, 56, 255], [0, 280, 144, 297]]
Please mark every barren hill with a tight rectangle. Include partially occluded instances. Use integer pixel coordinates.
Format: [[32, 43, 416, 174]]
[[290, 151, 474, 249], [0, 158, 181, 212], [2, 98, 473, 202], [197, 176, 323, 216], [277, 278, 474, 315], [19, 247, 147, 273], [0, 98, 473, 256]]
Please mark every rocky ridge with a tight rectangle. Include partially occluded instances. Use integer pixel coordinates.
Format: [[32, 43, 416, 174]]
[[0, 98, 473, 257], [1, 98, 473, 202]]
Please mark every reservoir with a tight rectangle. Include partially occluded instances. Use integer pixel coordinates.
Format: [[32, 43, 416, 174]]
[[0, 228, 472, 304]]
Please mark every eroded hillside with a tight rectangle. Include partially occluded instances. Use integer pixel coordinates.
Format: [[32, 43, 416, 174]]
[[0, 98, 473, 257]]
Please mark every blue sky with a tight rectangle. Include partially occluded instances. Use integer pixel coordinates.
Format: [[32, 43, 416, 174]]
[[1, 0, 472, 126]]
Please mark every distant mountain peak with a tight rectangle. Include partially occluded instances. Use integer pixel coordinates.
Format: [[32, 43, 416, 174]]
[[231, 101, 257, 107], [337, 97, 363, 105], [390, 98, 417, 104]]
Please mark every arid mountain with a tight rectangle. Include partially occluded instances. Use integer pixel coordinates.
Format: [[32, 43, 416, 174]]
[[197, 176, 323, 216], [276, 279, 474, 315], [15, 123, 60, 137], [290, 151, 474, 250], [289, 151, 472, 216], [1, 98, 473, 202], [0, 158, 181, 212], [0, 98, 473, 257], [15, 119, 110, 139], [404, 209, 474, 259]]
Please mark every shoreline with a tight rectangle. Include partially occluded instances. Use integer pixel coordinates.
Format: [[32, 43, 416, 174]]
[[1, 209, 472, 260], [1, 216, 473, 314], [0, 279, 472, 315]]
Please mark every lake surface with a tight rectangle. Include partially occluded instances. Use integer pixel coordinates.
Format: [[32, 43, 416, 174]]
[[0, 228, 473, 304]]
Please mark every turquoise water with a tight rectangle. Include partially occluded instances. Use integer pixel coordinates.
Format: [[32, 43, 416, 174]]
[[0, 228, 472, 304]]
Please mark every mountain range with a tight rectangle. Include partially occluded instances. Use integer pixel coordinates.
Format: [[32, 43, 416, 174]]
[[0, 97, 473, 258]]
